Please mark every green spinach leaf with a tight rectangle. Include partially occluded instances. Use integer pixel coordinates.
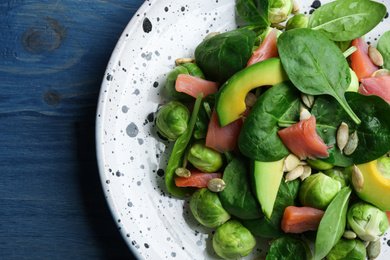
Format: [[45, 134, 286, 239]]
[[266, 236, 312, 260], [195, 27, 256, 84], [312, 92, 390, 167], [308, 0, 387, 41], [241, 176, 300, 238], [238, 81, 303, 162], [315, 186, 352, 260], [277, 28, 360, 124], [194, 94, 215, 139], [236, 0, 270, 27], [219, 157, 263, 220], [165, 93, 203, 197], [377, 30, 390, 71]]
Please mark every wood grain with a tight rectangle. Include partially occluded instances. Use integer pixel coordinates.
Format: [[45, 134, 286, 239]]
[[0, 0, 144, 259]]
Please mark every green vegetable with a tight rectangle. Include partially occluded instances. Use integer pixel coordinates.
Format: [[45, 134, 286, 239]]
[[325, 168, 349, 188], [190, 188, 230, 228], [219, 157, 263, 220], [306, 158, 334, 171], [195, 27, 256, 84], [299, 173, 341, 210], [236, 0, 270, 27], [277, 28, 360, 124], [311, 92, 390, 167], [347, 201, 389, 242], [238, 81, 303, 162], [334, 40, 352, 53], [308, 0, 387, 41], [241, 176, 300, 238], [346, 68, 359, 92], [377, 30, 390, 71], [266, 236, 313, 260], [156, 101, 190, 141], [213, 220, 256, 259], [315, 186, 352, 260], [377, 156, 390, 179], [326, 238, 366, 260], [286, 14, 310, 31], [187, 140, 224, 172], [165, 63, 205, 100], [268, 0, 292, 24], [165, 93, 203, 198], [194, 94, 215, 139]]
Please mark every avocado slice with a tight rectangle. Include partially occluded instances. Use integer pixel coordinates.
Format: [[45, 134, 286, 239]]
[[215, 58, 288, 127], [346, 159, 390, 211], [251, 158, 285, 218]]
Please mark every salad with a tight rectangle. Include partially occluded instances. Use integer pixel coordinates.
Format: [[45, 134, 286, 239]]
[[155, 0, 390, 259]]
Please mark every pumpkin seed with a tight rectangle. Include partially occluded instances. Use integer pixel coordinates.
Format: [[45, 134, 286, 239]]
[[344, 131, 358, 155], [362, 241, 370, 248], [285, 165, 304, 182], [175, 167, 191, 178], [367, 239, 381, 259], [271, 23, 285, 30], [368, 44, 384, 67], [300, 107, 311, 121], [245, 92, 257, 107], [300, 165, 312, 181], [352, 165, 364, 193], [371, 68, 390, 77], [204, 32, 220, 40], [207, 178, 226, 192], [283, 154, 301, 172], [292, 0, 300, 14], [343, 230, 357, 239], [175, 58, 195, 66], [301, 93, 315, 108], [337, 122, 349, 152]]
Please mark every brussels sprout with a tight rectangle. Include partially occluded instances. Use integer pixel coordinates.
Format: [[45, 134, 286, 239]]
[[165, 63, 205, 100], [213, 220, 256, 259], [190, 188, 230, 228], [347, 201, 389, 241], [156, 101, 190, 141], [299, 172, 341, 210], [326, 238, 366, 260], [187, 140, 224, 172], [269, 0, 293, 24], [377, 156, 390, 179], [286, 14, 310, 31], [325, 168, 350, 188]]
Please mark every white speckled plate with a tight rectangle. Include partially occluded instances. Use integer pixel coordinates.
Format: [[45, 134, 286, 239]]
[[96, 0, 390, 259]]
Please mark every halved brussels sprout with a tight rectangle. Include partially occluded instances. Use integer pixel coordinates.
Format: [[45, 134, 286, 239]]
[[347, 201, 389, 242], [269, 0, 293, 24], [286, 14, 310, 31]]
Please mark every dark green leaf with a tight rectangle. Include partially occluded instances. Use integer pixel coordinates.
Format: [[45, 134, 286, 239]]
[[241, 176, 300, 238], [277, 28, 360, 124], [219, 157, 263, 220], [238, 81, 303, 162], [195, 28, 256, 84], [236, 0, 270, 27], [377, 30, 390, 71], [312, 92, 390, 167], [308, 0, 387, 41], [266, 236, 312, 260], [194, 94, 215, 139], [315, 186, 352, 260], [165, 93, 203, 197]]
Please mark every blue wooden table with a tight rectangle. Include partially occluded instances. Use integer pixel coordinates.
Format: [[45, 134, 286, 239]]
[[0, 0, 144, 259]]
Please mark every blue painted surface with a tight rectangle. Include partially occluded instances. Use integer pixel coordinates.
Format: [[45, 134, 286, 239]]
[[0, 0, 144, 259]]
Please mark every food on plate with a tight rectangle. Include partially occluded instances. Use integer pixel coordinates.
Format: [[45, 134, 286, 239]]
[[154, 0, 390, 258]]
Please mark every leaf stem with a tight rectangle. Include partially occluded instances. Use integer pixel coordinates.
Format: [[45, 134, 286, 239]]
[[334, 95, 361, 124], [343, 46, 357, 58], [278, 120, 297, 128]]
